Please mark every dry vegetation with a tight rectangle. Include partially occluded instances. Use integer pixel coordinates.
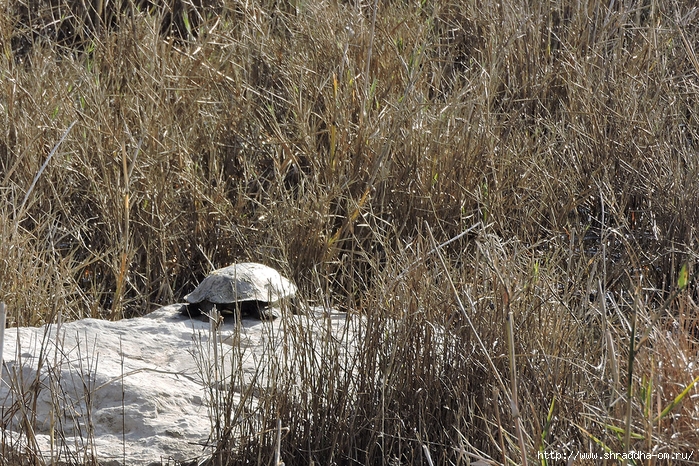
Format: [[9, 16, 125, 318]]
[[1, 0, 699, 464]]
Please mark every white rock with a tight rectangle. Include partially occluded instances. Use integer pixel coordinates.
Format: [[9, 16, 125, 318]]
[[0, 304, 356, 465]]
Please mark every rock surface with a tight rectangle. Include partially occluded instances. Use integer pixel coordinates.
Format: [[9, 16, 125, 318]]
[[0, 304, 355, 465]]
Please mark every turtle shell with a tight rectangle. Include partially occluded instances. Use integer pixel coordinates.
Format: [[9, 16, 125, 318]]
[[185, 262, 297, 306]]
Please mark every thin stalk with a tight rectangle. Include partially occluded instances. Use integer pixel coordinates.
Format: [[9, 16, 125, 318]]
[[624, 292, 638, 452], [0, 302, 5, 390], [360, 0, 378, 128], [425, 223, 508, 397], [505, 293, 528, 466], [15, 121, 77, 230]]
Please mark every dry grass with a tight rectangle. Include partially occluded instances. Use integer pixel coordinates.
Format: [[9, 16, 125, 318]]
[[2, 0, 699, 464]]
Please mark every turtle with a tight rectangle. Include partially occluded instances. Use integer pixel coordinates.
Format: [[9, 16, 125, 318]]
[[184, 262, 297, 320]]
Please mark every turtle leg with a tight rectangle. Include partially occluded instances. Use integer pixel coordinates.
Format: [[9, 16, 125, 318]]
[[185, 302, 203, 318], [213, 303, 240, 321], [256, 303, 280, 320], [199, 300, 215, 316], [287, 296, 304, 315], [185, 301, 218, 321]]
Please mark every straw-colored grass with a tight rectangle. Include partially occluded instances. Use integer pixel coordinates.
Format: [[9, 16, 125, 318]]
[[2, 0, 699, 464]]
